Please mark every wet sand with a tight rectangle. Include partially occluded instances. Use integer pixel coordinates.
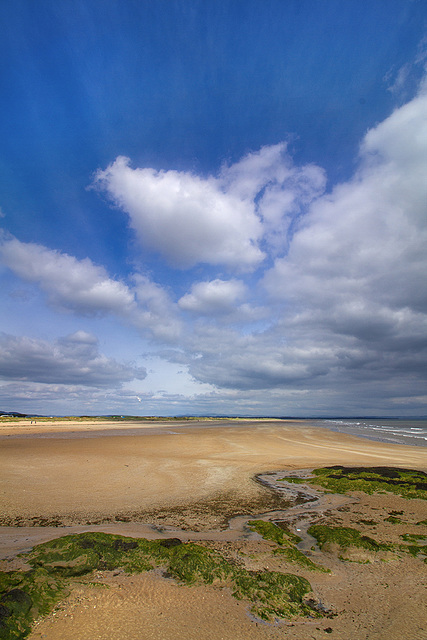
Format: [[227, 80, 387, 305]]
[[1, 418, 426, 526], [1, 418, 426, 639]]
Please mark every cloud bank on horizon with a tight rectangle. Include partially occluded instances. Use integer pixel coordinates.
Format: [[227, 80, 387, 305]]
[[0, 1, 426, 416]]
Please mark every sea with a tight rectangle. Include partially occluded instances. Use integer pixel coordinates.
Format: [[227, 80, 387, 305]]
[[311, 418, 427, 448]]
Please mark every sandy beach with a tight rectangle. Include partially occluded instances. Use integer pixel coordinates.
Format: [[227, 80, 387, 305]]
[[1, 418, 426, 640], [1, 418, 426, 525]]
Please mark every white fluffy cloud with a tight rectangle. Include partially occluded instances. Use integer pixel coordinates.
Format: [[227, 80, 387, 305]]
[[264, 87, 427, 320], [0, 234, 180, 342], [94, 156, 264, 270], [178, 279, 246, 315], [170, 85, 427, 404], [0, 331, 146, 386], [0, 234, 135, 315], [220, 143, 326, 253], [93, 145, 326, 270]]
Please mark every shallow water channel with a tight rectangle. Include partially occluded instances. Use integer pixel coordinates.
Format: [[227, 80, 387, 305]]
[[246, 469, 357, 552]]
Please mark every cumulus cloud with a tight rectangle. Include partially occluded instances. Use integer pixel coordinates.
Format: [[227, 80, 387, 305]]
[[0, 331, 146, 386], [166, 85, 427, 405], [93, 156, 264, 270], [220, 143, 326, 253], [178, 279, 246, 315], [93, 145, 325, 270], [132, 274, 182, 341], [264, 87, 427, 317], [0, 233, 180, 342], [2, 80, 427, 415], [0, 234, 135, 315]]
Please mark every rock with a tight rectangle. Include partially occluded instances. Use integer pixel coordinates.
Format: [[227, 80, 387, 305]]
[[159, 538, 182, 548]]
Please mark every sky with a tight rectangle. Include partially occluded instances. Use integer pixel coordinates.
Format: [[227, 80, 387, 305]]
[[0, 0, 426, 417]]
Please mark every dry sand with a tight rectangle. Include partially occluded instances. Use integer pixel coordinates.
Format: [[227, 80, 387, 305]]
[[1, 418, 426, 640]]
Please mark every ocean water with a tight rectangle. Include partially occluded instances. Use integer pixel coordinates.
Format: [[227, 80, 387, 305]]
[[314, 418, 427, 448]]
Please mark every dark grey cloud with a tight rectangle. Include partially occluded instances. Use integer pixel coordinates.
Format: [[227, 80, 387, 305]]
[[0, 331, 146, 387]]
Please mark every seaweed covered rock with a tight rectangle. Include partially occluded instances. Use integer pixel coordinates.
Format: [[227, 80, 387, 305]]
[[311, 467, 427, 499], [308, 525, 392, 563], [0, 590, 32, 618], [159, 538, 182, 548], [233, 569, 316, 620], [0, 570, 64, 640], [0, 531, 327, 638]]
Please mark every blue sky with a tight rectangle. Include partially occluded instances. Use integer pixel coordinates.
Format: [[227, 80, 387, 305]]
[[0, 0, 426, 416]]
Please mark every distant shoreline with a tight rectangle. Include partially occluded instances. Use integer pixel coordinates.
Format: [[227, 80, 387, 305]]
[[1, 415, 426, 448]]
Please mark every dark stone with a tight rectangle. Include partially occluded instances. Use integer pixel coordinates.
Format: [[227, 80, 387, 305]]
[[305, 598, 334, 616], [1, 588, 32, 615], [113, 539, 138, 551], [161, 571, 173, 579], [305, 597, 320, 614], [159, 538, 182, 548]]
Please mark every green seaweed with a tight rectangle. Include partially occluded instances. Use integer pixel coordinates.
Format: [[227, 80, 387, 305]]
[[163, 543, 234, 585], [0, 568, 65, 640], [0, 531, 326, 638], [384, 516, 403, 524], [311, 467, 427, 500], [315, 525, 426, 563], [232, 570, 317, 620], [248, 519, 302, 545], [273, 546, 329, 572], [306, 525, 426, 562], [398, 533, 427, 559], [274, 522, 303, 544], [248, 520, 329, 572], [308, 525, 391, 554], [27, 532, 155, 576], [400, 533, 427, 543], [248, 520, 292, 546], [401, 544, 425, 557], [278, 477, 306, 484]]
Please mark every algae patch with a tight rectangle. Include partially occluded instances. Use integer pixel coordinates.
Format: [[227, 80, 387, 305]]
[[0, 569, 65, 640], [308, 524, 427, 562], [398, 533, 427, 559], [308, 525, 391, 555], [0, 531, 326, 638], [248, 520, 329, 573], [310, 467, 427, 500]]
